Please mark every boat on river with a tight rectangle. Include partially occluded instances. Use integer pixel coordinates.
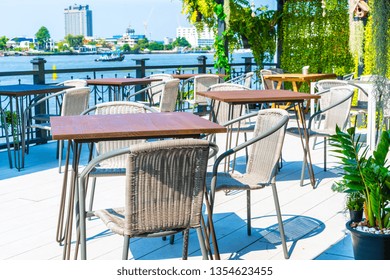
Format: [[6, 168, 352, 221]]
[[95, 51, 125, 62]]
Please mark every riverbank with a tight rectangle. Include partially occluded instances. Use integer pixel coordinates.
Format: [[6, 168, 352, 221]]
[[0, 49, 216, 57]]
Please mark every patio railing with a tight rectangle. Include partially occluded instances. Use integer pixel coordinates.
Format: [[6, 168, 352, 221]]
[[0, 55, 277, 148]]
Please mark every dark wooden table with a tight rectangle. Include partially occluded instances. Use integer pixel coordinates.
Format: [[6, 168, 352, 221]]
[[0, 84, 72, 170], [51, 111, 226, 260], [197, 89, 321, 188], [86, 77, 162, 102]]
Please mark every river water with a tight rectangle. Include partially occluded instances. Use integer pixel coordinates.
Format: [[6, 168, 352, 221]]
[[0, 52, 254, 85]]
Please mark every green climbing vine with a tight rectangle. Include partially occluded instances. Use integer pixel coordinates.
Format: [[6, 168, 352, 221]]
[[280, 0, 353, 82], [181, 0, 279, 75]]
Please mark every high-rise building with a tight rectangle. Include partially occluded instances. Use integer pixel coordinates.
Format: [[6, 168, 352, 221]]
[[64, 4, 93, 37], [176, 26, 214, 48]]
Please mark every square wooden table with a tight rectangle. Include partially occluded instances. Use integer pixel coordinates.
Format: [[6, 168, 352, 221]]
[[0, 84, 72, 170], [197, 89, 321, 188], [262, 73, 337, 92], [51, 111, 226, 260], [86, 77, 162, 102]]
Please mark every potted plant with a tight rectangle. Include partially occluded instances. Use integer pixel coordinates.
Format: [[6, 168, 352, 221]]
[[1, 110, 19, 149], [332, 179, 365, 223], [330, 126, 390, 259]]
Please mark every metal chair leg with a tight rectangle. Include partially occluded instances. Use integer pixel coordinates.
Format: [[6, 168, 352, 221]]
[[122, 236, 130, 260], [271, 183, 289, 259], [247, 190, 251, 236]]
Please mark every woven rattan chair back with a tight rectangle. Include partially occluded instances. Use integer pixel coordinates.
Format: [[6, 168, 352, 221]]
[[61, 87, 90, 116], [245, 109, 289, 183], [148, 73, 174, 105], [260, 69, 276, 90], [92, 101, 155, 168], [312, 87, 353, 135], [193, 74, 222, 105], [158, 78, 180, 112], [57, 79, 87, 88], [208, 83, 251, 126]]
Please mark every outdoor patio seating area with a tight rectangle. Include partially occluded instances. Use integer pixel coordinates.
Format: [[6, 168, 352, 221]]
[[0, 111, 358, 260]]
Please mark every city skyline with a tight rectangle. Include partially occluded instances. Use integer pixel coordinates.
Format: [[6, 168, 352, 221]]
[[0, 0, 190, 41]]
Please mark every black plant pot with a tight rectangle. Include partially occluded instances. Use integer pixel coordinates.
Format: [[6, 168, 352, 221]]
[[346, 221, 390, 260], [349, 209, 363, 223]]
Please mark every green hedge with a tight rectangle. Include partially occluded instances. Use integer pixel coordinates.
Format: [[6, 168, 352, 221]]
[[280, 0, 353, 80]]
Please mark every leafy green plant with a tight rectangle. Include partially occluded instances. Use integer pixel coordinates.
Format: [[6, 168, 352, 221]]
[[332, 181, 365, 211], [1, 110, 19, 146], [330, 126, 390, 229], [280, 0, 353, 81], [182, 0, 279, 74]]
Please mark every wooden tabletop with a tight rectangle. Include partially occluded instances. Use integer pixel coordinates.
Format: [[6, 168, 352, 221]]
[[86, 78, 162, 86], [197, 89, 321, 104], [0, 84, 72, 97], [51, 112, 226, 142], [262, 73, 336, 83]]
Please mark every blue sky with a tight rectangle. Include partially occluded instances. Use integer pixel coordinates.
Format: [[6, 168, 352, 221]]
[[0, 0, 275, 41]]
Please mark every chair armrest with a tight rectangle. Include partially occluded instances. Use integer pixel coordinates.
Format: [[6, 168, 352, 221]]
[[308, 89, 353, 129], [221, 111, 258, 127], [23, 90, 66, 125], [180, 77, 195, 94], [79, 141, 219, 184], [126, 82, 165, 105], [25, 90, 65, 112]]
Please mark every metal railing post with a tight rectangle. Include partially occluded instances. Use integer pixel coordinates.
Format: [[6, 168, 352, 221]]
[[30, 57, 48, 143], [243, 57, 253, 73], [132, 58, 149, 101], [197, 55, 207, 74], [31, 57, 46, 85]]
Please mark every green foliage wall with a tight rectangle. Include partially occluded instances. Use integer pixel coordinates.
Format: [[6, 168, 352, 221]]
[[362, 14, 374, 75], [363, 0, 390, 78], [280, 0, 353, 77]]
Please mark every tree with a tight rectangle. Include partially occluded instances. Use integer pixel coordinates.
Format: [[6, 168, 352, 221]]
[[121, 44, 131, 52], [148, 41, 164, 50], [172, 37, 191, 48], [0, 36, 8, 50], [64, 34, 84, 48], [182, 0, 279, 73], [35, 26, 51, 50]]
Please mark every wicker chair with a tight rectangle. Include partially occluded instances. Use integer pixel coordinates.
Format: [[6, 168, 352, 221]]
[[23, 79, 88, 170], [82, 101, 157, 214], [78, 139, 219, 260], [127, 74, 174, 106], [314, 79, 368, 131], [0, 107, 13, 168], [56, 79, 87, 88], [56, 101, 157, 246], [342, 73, 355, 80], [22, 87, 90, 171], [206, 83, 255, 166], [260, 69, 284, 90], [287, 86, 354, 185], [208, 83, 252, 124], [226, 72, 254, 89], [146, 73, 174, 106], [153, 78, 180, 112], [206, 108, 290, 259], [181, 74, 223, 114]]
